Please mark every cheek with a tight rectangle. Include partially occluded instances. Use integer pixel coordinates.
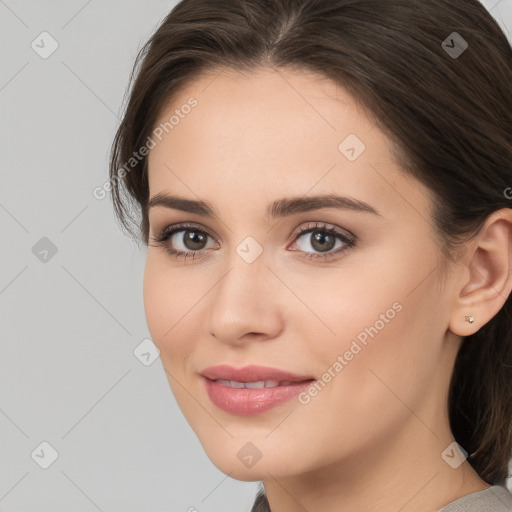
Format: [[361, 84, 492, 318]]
[[143, 255, 171, 342], [142, 253, 200, 360], [318, 282, 442, 429], [290, 300, 432, 466], [300, 248, 442, 409], [279, 250, 405, 353]]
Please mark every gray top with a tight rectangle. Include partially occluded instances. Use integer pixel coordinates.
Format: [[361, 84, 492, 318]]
[[437, 485, 512, 511]]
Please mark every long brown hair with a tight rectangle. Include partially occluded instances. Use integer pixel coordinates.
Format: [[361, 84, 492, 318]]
[[109, 0, 512, 508]]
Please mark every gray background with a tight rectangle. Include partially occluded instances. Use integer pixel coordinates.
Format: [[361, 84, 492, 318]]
[[1, 1, 511, 511]]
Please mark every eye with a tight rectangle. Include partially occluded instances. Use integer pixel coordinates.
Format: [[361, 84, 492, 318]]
[[150, 221, 356, 262], [288, 222, 356, 260], [150, 223, 218, 260]]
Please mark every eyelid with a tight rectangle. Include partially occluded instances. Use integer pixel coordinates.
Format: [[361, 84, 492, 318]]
[[288, 221, 355, 246], [151, 222, 216, 243]]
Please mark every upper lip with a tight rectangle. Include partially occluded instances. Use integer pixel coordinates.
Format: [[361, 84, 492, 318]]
[[200, 364, 315, 383]]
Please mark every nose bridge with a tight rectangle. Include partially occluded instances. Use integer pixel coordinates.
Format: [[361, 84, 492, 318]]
[[206, 240, 282, 343]]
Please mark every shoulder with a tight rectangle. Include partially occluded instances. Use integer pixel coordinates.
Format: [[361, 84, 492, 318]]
[[437, 485, 512, 512]]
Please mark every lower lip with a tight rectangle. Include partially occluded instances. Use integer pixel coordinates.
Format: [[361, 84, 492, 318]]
[[202, 377, 315, 415]]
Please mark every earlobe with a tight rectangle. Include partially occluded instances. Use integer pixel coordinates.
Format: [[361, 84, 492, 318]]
[[448, 208, 512, 337]]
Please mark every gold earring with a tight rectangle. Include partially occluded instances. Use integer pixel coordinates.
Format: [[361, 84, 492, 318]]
[[465, 315, 475, 324]]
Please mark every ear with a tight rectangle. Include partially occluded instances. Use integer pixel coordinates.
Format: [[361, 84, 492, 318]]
[[449, 208, 512, 337]]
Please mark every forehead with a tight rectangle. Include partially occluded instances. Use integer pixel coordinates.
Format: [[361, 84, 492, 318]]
[[150, 66, 374, 167], [147, 66, 432, 223]]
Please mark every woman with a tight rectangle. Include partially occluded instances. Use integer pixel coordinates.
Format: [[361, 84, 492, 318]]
[[109, 0, 512, 510]]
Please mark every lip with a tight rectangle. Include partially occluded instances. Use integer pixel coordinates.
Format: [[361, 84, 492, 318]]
[[200, 365, 316, 416], [200, 364, 315, 383]]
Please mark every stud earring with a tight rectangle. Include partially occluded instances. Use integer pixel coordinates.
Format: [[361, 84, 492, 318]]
[[465, 315, 475, 324]]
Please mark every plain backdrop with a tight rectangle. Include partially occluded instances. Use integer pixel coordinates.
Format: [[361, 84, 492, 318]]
[[1, 1, 511, 511]]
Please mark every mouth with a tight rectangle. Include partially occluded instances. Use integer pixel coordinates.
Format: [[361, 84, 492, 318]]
[[200, 364, 315, 383], [200, 365, 316, 415], [206, 378, 312, 389]]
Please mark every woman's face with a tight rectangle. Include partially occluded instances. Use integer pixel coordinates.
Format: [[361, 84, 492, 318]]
[[144, 66, 462, 482]]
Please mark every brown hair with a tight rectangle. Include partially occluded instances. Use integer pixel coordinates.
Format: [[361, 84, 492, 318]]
[[109, 0, 512, 508]]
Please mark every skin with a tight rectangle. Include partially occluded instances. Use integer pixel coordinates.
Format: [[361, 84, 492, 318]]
[[143, 66, 512, 512]]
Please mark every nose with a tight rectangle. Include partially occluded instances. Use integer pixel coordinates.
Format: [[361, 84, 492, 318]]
[[206, 249, 284, 346]]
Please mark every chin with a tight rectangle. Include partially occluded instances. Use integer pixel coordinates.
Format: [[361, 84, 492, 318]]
[[205, 451, 269, 481], [201, 437, 306, 482]]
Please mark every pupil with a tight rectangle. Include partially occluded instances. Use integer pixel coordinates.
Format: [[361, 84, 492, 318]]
[[312, 231, 335, 253]]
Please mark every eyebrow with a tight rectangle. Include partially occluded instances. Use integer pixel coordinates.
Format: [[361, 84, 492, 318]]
[[148, 193, 381, 218]]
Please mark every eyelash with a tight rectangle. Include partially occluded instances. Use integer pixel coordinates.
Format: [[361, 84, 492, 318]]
[[149, 221, 356, 262]]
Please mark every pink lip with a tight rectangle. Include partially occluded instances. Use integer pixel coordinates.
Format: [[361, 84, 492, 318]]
[[200, 365, 316, 416], [200, 364, 315, 383]]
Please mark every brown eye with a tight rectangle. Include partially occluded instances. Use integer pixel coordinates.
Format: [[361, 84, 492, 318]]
[[294, 225, 352, 254], [179, 230, 209, 251], [152, 223, 218, 259], [289, 222, 356, 261], [309, 231, 337, 253]]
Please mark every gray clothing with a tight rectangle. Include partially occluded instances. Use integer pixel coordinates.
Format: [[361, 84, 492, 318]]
[[438, 485, 512, 512]]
